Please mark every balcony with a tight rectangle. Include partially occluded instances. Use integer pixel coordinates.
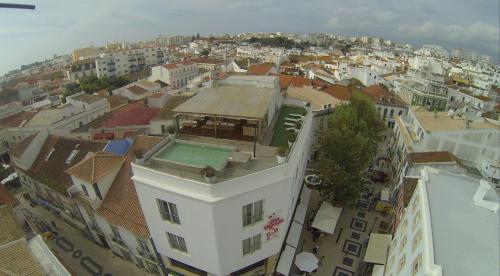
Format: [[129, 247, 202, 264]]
[[136, 248, 158, 264], [112, 237, 130, 252]]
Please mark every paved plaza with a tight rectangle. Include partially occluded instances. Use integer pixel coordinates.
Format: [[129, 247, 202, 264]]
[[289, 182, 392, 276]]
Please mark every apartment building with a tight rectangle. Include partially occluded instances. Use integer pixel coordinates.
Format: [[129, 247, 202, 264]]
[[384, 167, 498, 276], [65, 58, 97, 81], [362, 85, 408, 129], [131, 76, 313, 275], [149, 61, 198, 88], [389, 106, 500, 186], [95, 45, 168, 78], [396, 79, 448, 111]]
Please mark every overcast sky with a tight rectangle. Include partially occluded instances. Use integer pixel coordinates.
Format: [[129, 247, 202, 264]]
[[1, 0, 499, 75]]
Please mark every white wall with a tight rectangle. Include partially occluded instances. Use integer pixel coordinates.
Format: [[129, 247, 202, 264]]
[[132, 106, 313, 275]]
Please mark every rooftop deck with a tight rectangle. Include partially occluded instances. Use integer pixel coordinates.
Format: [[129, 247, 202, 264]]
[[142, 134, 278, 184]]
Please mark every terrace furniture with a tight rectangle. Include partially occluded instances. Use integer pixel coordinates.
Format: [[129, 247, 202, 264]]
[[285, 122, 297, 127], [289, 113, 303, 118], [285, 117, 301, 122]]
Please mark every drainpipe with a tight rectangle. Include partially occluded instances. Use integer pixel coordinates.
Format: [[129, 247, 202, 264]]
[[150, 237, 168, 276]]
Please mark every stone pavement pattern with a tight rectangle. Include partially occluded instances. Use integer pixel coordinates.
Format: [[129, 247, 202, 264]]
[[293, 182, 391, 276], [13, 197, 151, 276]]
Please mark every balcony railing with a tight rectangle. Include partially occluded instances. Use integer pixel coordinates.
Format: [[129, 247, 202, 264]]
[[136, 248, 158, 264], [112, 237, 130, 252]]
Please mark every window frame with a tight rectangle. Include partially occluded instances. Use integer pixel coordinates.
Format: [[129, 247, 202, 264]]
[[242, 233, 261, 255], [242, 200, 264, 227], [167, 232, 188, 253], [157, 199, 181, 225]]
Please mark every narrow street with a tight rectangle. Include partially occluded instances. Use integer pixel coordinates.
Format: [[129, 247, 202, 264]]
[[12, 197, 151, 276]]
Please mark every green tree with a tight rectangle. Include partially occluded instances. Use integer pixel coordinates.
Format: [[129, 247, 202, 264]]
[[200, 48, 210, 56], [318, 92, 383, 206]]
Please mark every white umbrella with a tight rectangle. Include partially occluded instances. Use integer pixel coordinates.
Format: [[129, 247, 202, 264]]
[[295, 251, 318, 272], [1, 172, 17, 185]]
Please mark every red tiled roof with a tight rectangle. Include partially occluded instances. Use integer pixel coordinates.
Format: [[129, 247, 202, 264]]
[[362, 85, 407, 107], [279, 75, 310, 89], [127, 85, 148, 95], [247, 62, 275, 75], [29, 136, 106, 194], [322, 84, 352, 101], [66, 151, 124, 184], [107, 95, 128, 110], [10, 135, 36, 158], [99, 104, 159, 128], [0, 111, 37, 129], [163, 61, 194, 70], [97, 135, 164, 237], [149, 93, 165, 99], [0, 185, 18, 206], [407, 151, 457, 164]]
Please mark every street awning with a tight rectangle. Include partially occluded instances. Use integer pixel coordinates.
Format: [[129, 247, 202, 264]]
[[286, 221, 303, 248], [311, 201, 342, 234], [364, 233, 392, 264], [294, 202, 307, 224], [276, 245, 295, 276]]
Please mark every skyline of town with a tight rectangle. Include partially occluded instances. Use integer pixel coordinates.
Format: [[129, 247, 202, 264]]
[[1, 0, 498, 75]]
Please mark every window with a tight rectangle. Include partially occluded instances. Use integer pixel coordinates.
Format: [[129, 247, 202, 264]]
[[412, 254, 422, 275], [45, 148, 55, 161], [167, 232, 187, 253], [412, 230, 422, 253], [111, 225, 122, 240], [398, 254, 406, 272], [242, 234, 261, 255], [157, 199, 180, 224], [137, 238, 150, 253], [65, 149, 79, 164], [81, 184, 89, 197], [242, 200, 263, 227]]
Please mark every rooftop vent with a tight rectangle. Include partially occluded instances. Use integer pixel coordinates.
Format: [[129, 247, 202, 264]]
[[473, 180, 499, 213]]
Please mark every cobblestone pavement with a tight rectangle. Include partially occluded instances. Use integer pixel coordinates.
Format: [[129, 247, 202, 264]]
[[13, 197, 151, 276], [290, 182, 392, 276]]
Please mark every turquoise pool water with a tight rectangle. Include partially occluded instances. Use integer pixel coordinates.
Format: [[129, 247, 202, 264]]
[[156, 142, 231, 170]]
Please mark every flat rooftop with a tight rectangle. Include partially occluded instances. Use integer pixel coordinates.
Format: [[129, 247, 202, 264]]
[[411, 106, 499, 132], [287, 86, 341, 111], [143, 134, 278, 184], [173, 85, 274, 120], [425, 171, 499, 276]]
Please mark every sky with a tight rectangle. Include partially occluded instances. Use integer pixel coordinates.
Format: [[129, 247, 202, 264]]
[[1, 0, 499, 75]]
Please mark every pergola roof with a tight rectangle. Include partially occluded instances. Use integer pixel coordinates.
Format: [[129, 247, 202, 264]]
[[173, 85, 274, 120]]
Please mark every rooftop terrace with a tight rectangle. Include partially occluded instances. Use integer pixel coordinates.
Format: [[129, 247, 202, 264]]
[[143, 134, 278, 183]]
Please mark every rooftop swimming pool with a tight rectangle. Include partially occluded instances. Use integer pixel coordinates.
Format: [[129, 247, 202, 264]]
[[155, 141, 232, 171]]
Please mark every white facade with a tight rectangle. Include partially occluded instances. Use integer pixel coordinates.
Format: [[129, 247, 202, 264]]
[[149, 62, 199, 88], [95, 46, 168, 78], [132, 91, 313, 275], [391, 108, 500, 178], [385, 167, 499, 276]]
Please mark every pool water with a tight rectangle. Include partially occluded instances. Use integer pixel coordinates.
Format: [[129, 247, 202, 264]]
[[156, 142, 231, 170]]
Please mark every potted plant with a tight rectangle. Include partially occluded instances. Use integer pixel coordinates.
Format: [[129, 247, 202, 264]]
[[287, 132, 297, 147], [276, 146, 288, 164], [167, 125, 176, 138], [202, 166, 217, 183]]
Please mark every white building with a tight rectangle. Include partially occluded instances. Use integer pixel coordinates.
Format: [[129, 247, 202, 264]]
[[112, 79, 161, 100], [149, 61, 199, 88], [131, 76, 313, 275], [384, 167, 499, 276], [390, 106, 500, 181], [65, 58, 97, 81], [95, 45, 168, 78]]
